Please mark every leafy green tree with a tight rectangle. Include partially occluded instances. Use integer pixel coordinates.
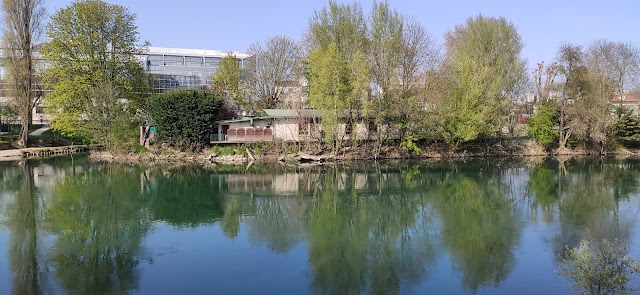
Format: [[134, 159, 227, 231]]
[[559, 238, 640, 295], [307, 44, 369, 146], [368, 1, 403, 125], [1, 0, 45, 147], [148, 89, 221, 151], [307, 0, 368, 63], [439, 15, 527, 145], [85, 81, 139, 151], [528, 103, 559, 148], [212, 54, 246, 109], [41, 0, 149, 142]]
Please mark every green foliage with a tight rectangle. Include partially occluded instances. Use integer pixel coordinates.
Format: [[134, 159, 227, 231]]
[[134, 145, 148, 154], [41, 0, 149, 143], [160, 149, 175, 156], [400, 135, 421, 156], [212, 54, 246, 108], [439, 15, 527, 145], [148, 89, 221, 151], [559, 238, 640, 295], [307, 1, 368, 62], [615, 107, 640, 145], [307, 44, 369, 144], [210, 145, 238, 156], [528, 104, 559, 148]]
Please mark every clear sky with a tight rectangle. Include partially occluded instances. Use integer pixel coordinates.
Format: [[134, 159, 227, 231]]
[[45, 0, 639, 71]]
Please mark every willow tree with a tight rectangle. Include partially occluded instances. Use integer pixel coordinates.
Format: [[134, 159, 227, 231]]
[[439, 15, 526, 145], [1, 0, 46, 147], [41, 0, 148, 143]]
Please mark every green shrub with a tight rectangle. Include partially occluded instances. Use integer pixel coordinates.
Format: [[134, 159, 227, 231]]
[[615, 107, 640, 146], [134, 145, 148, 154], [160, 149, 175, 155], [559, 237, 640, 295], [148, 89, 222, 151], [400, 135, 421, 156], [210, 145, 237, 156], [528, 103, 559, 148]]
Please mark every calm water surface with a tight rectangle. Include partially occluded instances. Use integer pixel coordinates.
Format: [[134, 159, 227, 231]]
[[0, 156, 639, 294]]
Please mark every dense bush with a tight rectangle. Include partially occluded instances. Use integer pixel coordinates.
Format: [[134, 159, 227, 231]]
[[528, 103, 559, 149], [148, 90, 222, 151], [615, 107, 640, 146]]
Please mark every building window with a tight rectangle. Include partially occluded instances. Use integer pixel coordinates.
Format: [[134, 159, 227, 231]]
[[205, 57, 220, 68], [185, 56, 204, 67], [35, 106, 44, 114], [147, 55, 163, 66], [163, 55, 184, 66]]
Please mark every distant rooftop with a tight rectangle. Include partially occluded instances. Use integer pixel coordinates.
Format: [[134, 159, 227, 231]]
[[145, 46, 252, 59], [611, 95, 640, 103]]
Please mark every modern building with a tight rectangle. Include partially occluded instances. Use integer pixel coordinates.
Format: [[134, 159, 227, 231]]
[[0, 46, 252, 125], [142, 46, 252, 93]]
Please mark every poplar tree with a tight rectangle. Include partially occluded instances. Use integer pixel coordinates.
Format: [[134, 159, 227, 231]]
[[1, 0, 46, 147]]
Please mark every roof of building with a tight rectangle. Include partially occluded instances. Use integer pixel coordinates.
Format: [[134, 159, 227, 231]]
[[145, 46, 252, 59], [215, 109, 362, 124], [215, 116, 273, 124], [263, 109, 323, 118], [611, 95, 640, 103]]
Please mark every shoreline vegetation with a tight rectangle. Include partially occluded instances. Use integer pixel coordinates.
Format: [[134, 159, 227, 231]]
[[1, 0, 638, 169], [88, 139, 640, 166]]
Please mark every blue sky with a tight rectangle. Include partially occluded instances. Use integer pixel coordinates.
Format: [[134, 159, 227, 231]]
[[46, 0, 639, 71]]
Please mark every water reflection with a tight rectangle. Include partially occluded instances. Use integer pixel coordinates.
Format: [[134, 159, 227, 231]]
[[0, 157, 639, 294], [427, 163, 523, 292], [45, 164, 150, 294]]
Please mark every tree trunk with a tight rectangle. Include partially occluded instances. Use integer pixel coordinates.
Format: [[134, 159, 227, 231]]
[[18, 114, 31, 148]]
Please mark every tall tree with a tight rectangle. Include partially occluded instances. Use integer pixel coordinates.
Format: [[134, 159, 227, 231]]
[[308, 44, 369, 146], [368, 1, 403, 142], [212, 54, 246, 108], [587, 40, 640, 100], [244, 35, 302, 110], [439, 15, 527, 145], [1, 0, 46, 147], [306, 0, 368, 63], [41, 0, 149, 142]]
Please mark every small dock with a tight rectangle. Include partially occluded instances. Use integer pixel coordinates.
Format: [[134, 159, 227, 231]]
[[0, 145, 101, 159]]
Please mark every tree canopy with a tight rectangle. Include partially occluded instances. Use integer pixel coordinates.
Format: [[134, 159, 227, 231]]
[[41, 0, 149, 142]]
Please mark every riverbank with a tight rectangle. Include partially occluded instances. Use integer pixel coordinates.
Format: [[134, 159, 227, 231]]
[[89, 138, 637, 166]]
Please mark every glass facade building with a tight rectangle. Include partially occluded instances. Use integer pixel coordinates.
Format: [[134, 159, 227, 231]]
[[142, 47, 252, 93]]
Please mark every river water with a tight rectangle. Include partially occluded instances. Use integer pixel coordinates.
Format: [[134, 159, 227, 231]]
[[0, 156, 639, 294]]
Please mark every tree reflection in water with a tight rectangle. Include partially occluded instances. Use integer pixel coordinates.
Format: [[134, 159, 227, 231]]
[[45, 163, 150, 294], [1, 157, 639, 294]]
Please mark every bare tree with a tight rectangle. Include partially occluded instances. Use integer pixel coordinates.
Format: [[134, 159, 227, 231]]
[[244, 35, 303, 110], [587, 40, 640, 100], [1, 0, 46, 147]]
